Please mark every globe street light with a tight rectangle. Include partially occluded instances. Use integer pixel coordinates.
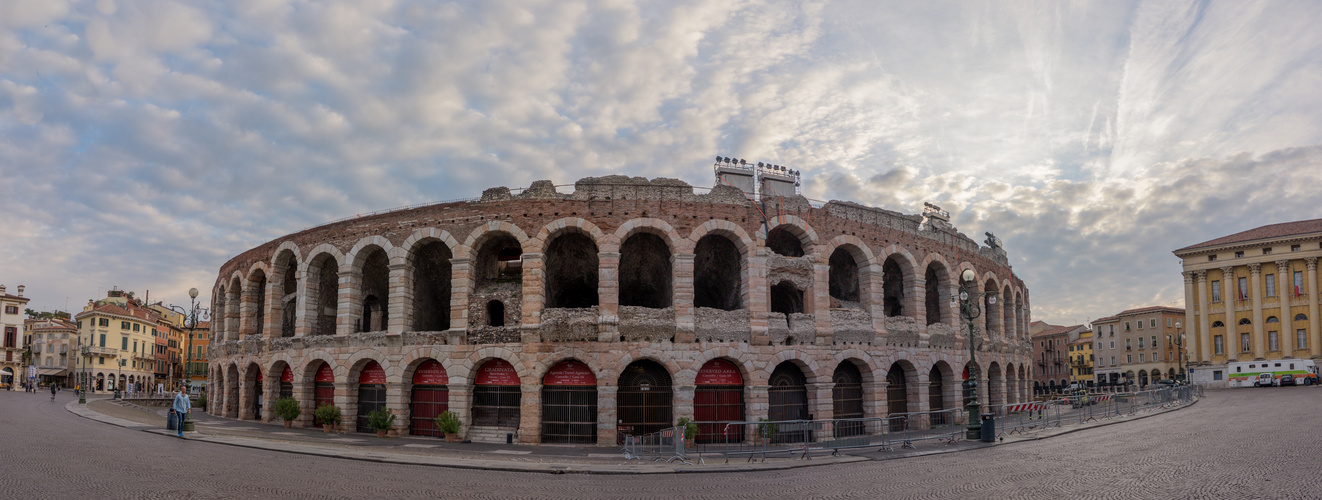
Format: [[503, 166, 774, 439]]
[[1172, 321, 1186, 383], [958, 269, 996, 440], [167, 287, 202, 432]]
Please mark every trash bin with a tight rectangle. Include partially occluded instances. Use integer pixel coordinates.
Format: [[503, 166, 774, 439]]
[[980, 414, 995, 442], [167, 410, 178, 431]]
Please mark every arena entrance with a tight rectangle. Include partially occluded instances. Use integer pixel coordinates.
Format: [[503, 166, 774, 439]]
[[616, 360, 672, 441], [279, 366, 293, 400], [694, 359, 743, 443], [768, 361, 809, 443], [886, 363, 908, 432], [472, 359, 521, 434], [252, 370, 263, 420], [410, 360, 449, 437], [313, 363, 335, 426], [832, 362, 864, 437], [540, 361, 597, 444], [355, 361, 387, 433]]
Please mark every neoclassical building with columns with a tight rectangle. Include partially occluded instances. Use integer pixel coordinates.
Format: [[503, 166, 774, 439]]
[[207, 176, 1032, 445], [1175, 219, 1322, 387]]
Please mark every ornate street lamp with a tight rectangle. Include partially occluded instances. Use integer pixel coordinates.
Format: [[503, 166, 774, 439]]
[[167, 287, 202, 432], [958, 269, 997, 440], [1172, 321, 1186, 384]]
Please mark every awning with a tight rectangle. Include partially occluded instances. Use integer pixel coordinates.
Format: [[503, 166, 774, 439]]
[[0, 368, 13, 375], [37, 368, 68, 377]]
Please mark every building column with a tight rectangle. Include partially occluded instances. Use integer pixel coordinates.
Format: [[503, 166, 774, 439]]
[[912, 276, 928, 339], [597, 385, 618, 446], [865, 264, 887, 342], [748, 253, 770, 346], [226, 287, 241, 341], [812, 261, 834, 346], [336, 267, 361, 336], [1220, 266, 1237, 358], [597, 251, 620, 343], [519, 253, 544, 344], [293, 268, 312, 338], [386, 261, 410, 335], [1197, 271, 1211, 362], [238, 282, 256, 339], [1249, 264, 1264, 357], [1308, 258, 1321, 358], [263, 276, 281, 338], [672, 253, 696, 343], [1276, 260, 1293, 354], [1182, 272, 1196, 364]]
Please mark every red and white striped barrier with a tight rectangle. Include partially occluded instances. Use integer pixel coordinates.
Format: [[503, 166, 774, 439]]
[[1004, 402, 1047, 413], [1091, 394, 1112, 402]]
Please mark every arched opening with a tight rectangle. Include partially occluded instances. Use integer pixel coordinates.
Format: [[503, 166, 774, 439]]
[[487, 301, 505, 327], [472, 359, 521, 430], [359, 248, 390, 332], [694, 359, 744, 443], [278, 365, 293, 401], [249, 270, 267, 336], [770, 281, 804, 328], [309, 254, 339, 336], [228, 278, 242, 339], [828, 248, 860, 305], [832, 362, 865, 437], [224, 364, 239, 418], [988, 363, 1004, 407], [883, 257, 905, 317], [619, 232, 672, 308], [765, 226, 805, 257], [214, 286, 227, 340], [276, 250, 298, 338], [544, 232, 599, 308], [409, 360, 450, 437], [929, 364, 948, 425], [312, 363, 335, 426], [540, 360, 598, 444], [250, 365, 264, 420], [925, 263, 944, 325], [355, 361, 387, 433], [984, 280, 1001, 336], [412, 241, 453, 331], [1002, 285, 1014, 337], [694, 234, 742, 311], [886, 363, 908, 432], [768, 361, 809, 443], [475, 234, 522, 286], [617, 360, 673, 439]]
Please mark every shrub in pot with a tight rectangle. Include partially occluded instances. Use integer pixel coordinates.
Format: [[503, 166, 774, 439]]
[[677, 417, 698, 448], [435, 410, 462, 442], [196, 393, 208, 412], [755, 418, 778, 446], [314, 403, 341, 432], [367, 407, 396, 437], [274, 397, 300, 428]]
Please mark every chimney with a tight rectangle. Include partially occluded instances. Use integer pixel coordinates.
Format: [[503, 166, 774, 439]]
[[16, 285, 23, 297], [0, 284, 5, 295]]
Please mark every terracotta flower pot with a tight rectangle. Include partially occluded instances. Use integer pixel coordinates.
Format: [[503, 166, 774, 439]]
[[283, 421, 292, 428], [323, 424, 334, 433], [445, 433, 458, 443], [376, 430, 388, 438]]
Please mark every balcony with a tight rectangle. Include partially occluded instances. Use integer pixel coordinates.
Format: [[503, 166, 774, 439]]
[[82, 346, 117, 357]]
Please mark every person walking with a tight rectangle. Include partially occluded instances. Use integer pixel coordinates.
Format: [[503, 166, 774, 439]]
[[172, 388, 191, 438], [50, 383, 57, 401]]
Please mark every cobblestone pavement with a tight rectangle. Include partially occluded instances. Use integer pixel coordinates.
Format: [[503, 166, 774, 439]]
[[3, 387, 1318, 499]]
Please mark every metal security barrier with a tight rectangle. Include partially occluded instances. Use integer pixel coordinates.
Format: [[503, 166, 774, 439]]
[[622, 426, 690, 464], [682, 410, 966, 463]]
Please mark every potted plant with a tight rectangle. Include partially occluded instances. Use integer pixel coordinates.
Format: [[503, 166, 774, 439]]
[[314, 403, 341, 433], [196, 393, 208, 413], [435, 410, 463, 443], [274, 397, 300, 428], [755, 418, 778, 446], [677, 417, 698, 449], [367, 407, 396, 438]]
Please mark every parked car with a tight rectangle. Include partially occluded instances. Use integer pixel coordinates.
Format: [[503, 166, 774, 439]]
[[1279, 374, 1295, 386], [1255, 373, 1275, 387]]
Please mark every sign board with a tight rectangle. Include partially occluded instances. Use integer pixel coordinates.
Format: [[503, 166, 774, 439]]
[[543, 361, 597, 386], [281, 366, 294, 383], [359, 361, 386, 385], [474, 359, 520, 386], [315, 364, 335, 383], [412, 360, 449, 385], [695, 359, 743, 385]]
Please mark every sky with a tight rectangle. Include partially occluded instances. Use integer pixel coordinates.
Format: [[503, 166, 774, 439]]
[[3, 0, 1322, 326]]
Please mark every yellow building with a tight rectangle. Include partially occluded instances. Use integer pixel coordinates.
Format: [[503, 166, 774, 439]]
[[1174, 219, 1322, 388], [73, 290, 164, 393], [1068, 330, 1094, 387], [2, 284, 31, 390]]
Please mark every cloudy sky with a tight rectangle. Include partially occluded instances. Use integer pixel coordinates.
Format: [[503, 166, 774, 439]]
[[3, 0, 1321, 326]]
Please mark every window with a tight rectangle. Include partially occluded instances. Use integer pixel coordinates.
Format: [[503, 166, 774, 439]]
[[1126, 322, 1131, 331], [78, 320, 83, 329], [1212, 281, 1222, 302], [1299, 329, 1308, 349], [121, 321, 130, 329], [121, 337, 128, 350], [1296, 313, 1309, 322], [1237, 277, 1248, 302], [1151, 319, 1156, 328], [1213, 370, 1223, 381], [1110, 341, 1115, 349], [1266, 274, 1276, 296], [1139, 337, 1145, 349], [3, 305, 16, 314], [1126, 339, 1131, 351], [1110, 356, 1115, 365], [1292, 244, 1302, 251], [133, 324, 139, 332], [1139, 354, 1145, 362], [1109, 325, 1114, 335], [1209, 255, 1218, 262], [1241, 333, 1251, 352], [99, 334, 106, 347], [1234, 251, 1244, 258], [1214, 335, 1224, 354], [1294, 271, 1304, 297], [1126, 355, 1132, 363], [1263, 247, 1272, 255], [1152, 335, 1157, 348], [99, 318, 109, 327], [1269, 331, 1279, 351], [1167, 318, 1172, 327], [1138, 320, 1144, 330], [99, 357, 104, 365]]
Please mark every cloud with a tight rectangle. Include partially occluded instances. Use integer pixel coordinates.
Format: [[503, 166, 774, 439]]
[[1, 0, 1321, 329]]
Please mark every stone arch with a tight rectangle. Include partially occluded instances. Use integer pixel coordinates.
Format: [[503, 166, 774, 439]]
[[880, 248, 918, 318], [541, 224, 601, 309], [302, 244, 346, 337], [403, 230, 459, 332], [617, 222, 675, 309], [244, 263, 270, 338], [983, 276, 1003, 338], [531, 348, 598, 382], [465, 347, 532, 384], [922, 256, 953, 326], [759, 349, 823, 385], [884, 359, 920, 421], [226, 275, 243, 341], [612, 218, 684, 256], [225, 362, 241, 418], [460, 221, 530, 260], [755, 215, 819, 258], [348, 238, 394, 333], [690, 222, 752, 311], [987, 361, 1005, 407], [533, 217, 608, 253], [608, 351, 686, 386], [830, 349, 880, 384], [1004, 361, 1018, 404], [272, 246, 300, 338], [1001, 283, 1015, 340]]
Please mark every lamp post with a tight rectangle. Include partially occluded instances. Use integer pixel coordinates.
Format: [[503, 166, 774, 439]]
[[168, 288, 202, 432], [1172, 321, 1186, 384], [958, 269, 997, 440]]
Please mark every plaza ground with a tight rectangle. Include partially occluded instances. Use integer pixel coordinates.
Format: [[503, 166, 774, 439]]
[[1, 386, 1317, 498]]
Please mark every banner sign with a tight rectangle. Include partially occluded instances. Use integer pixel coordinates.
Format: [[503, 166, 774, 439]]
[[474, 359, 520, 386], [256, 370, 263, 382], [315, 364, 335, 383], [543, 361, 597, 386], [281, 366, 294, 383], [359, 361, 386, 385], [695, 359, 743, 385], [412, 360, 449, 385]]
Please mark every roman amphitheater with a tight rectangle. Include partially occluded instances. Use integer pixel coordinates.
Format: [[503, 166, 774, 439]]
[[207, 173, 1032, 445]]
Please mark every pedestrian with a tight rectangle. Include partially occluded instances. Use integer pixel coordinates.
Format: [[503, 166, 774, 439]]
[[172, 388, 191, 438], [50, 383, 57, 401]]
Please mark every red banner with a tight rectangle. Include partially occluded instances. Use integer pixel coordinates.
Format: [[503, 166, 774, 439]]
[[256, 370, 263, 382], [695, 359, 743, 385], [281, 366, 294, 383], [543, 361, 597, 386], [315, 364, 334, 383], [360, 361, 386, 385], [474, 359, 520, 386], [412, 360, 449, 385]]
